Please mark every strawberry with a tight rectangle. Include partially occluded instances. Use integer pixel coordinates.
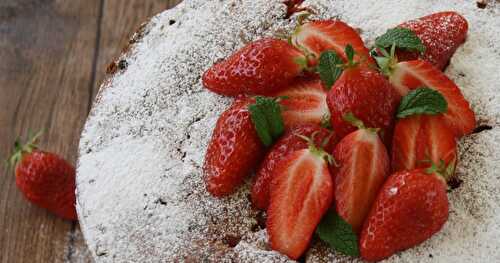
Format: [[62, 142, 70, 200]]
[[332, 114, 390, 233], [360, 167, 451, 261], [8, 133, 77, 220], [202, 38, 306, 96], [290, 19, 374, 67], [388, 60, 475, 137], [327, 64, 400, 144], [392, 115, 457, 173], [251, 124, 335, 210], [397, 11, 468, 70], [203, 98, 264, 196], [267, 143, 334, 260], [271, 77, 329, 127]]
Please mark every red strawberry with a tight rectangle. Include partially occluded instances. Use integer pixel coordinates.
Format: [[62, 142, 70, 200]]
[[8, 133, 77, 220], [203, 98, 264, 196], [291, 19, 374, 66], [271, 77, 329, 127], [267, 145, 334, 260], [397, 11, 468, 70], [392, 115, 457, 173], [251, 124, 335, 210], [327, 66, 400, 144], [202, 38, 306, 96], [360, 168, 450, 261], [388, 60, 475, 137], [332, 117, 390, 233]]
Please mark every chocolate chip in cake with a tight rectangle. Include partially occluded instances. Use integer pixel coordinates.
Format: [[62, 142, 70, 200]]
[[473, 124, 493, 134], [222, 234, 241, 248], [118, 59, 128, 70], [169, 19, 176, 25], [448, 177, 463, 191], [476, 0, 488, 9]]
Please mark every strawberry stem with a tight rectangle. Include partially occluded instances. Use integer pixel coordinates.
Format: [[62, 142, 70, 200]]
[[296, 133, 336, 166], [343, 113, 380, 133], [6, 130, 43, 173], [373, 43, 398, 76], [425, 159, 456, 182]]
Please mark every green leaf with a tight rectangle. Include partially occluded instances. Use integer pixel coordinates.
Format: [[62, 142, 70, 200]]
[[248, 97, 285, 146], [375, 28, 426, 53], [345, 44, 354, 63], [317, 51, 344, 88], [397, 87, 448, 118], [316, 209, 359, 257]]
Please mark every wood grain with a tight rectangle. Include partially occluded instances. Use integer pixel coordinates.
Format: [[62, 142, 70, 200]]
[[0, 1, 101, 262], [0, 0, 181, 262]]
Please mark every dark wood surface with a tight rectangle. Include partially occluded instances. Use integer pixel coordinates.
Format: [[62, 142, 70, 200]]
[[0, 1, 181, 262]]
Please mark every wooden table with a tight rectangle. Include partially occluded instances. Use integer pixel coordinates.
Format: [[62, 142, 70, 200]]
[[0, 1, 181, 262]]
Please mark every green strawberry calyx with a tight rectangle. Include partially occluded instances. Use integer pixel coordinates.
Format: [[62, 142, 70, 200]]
[[425, 159, 456, 183], [342, 112, 380, 134], [296, 132, 336, 166], [372, 43, 399, 77], [6, 130, 43, 172]]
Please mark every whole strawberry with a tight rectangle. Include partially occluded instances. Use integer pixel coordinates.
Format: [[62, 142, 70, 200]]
[[203, 98, 264, 196], [204, 96, 285, 196], [397, 11, 468, 70], [251, 124, 335, 210], [202, 38, 306, 96], [8, 133, 77, 220], [360, 166, 451, 261], [326, 47, 400, 144]]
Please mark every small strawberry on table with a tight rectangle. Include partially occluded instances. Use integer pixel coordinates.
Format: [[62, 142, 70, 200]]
[[7, 131, 77, 220]]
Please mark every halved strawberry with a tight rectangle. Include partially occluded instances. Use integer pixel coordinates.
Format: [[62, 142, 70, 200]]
[[290, 20, 374, 66], [251, 124, 335, 210], [397, 11, 468, 70], [392, 115, 457, 173], [202, 38, 306, 96], [332, 115, 390, 233], [389, 60, 475, 137], [203, 98, 264, 196], [271, 77, 329, 127], [267, 146, 334, 260]]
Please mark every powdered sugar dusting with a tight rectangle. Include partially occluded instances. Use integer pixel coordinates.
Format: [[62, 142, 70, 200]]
[[77, 0, 500, 262]]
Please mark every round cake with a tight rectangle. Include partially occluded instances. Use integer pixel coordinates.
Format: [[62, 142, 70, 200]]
[[76, 0, 500, 262]]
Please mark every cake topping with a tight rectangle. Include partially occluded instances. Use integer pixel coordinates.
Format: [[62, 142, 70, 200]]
[[77, 0, 500, 261]]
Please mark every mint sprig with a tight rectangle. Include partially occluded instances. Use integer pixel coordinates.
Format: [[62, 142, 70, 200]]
[[375, 28, 426, 53], [397, 87, 448, 118], [248, 97, 285, 146], [317, 51, 344, 88], [316, 209, 359, 257]]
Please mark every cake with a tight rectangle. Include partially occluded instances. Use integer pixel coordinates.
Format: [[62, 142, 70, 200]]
[[76, 0, 500, 262]]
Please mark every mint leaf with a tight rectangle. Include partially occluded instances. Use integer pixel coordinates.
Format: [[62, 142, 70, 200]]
[[317, 51, 344, 88], [316, 209, 359, 256], [248, 97, 285, 146], [345, 44, 354, 62], [375, 28, 426, 53], [397, 87, 448, 118]]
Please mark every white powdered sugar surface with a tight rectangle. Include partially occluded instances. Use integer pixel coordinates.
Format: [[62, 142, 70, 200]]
[[77, 0, 500, 262]]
